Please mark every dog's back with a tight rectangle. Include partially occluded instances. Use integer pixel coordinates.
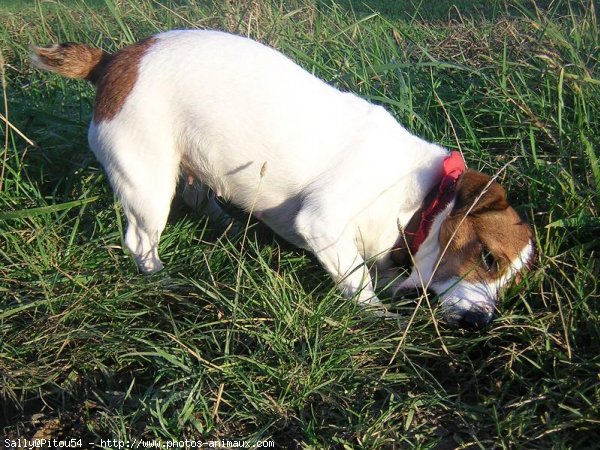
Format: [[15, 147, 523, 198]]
[[33, 30, 405, 210]]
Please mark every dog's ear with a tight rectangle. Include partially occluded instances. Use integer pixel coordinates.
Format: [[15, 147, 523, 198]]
[[452, 170, 509, 216]]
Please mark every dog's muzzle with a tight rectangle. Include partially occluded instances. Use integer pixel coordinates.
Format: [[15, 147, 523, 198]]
[[440, 297, 495, 330], [395, 286, 495, 330]]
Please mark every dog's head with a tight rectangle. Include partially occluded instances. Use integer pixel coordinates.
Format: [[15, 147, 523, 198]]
[[396, 170, 535, 330]]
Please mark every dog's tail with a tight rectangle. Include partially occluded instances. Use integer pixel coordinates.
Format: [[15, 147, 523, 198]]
[[30, 43, 109, 85]]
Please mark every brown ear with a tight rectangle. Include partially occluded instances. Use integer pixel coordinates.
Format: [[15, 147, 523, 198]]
[[452, 170, 509, 216]]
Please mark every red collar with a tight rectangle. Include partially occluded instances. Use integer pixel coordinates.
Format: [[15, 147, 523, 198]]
[[391, 151, 466, 267]]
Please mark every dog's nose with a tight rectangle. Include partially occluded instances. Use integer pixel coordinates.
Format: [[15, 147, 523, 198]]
[[455, 309, 494, 330], [443, 301, 495, 330]]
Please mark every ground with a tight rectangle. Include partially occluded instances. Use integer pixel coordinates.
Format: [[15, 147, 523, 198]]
[[0, 0, 599, 448]]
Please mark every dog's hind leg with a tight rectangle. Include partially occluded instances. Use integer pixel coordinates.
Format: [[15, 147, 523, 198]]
[[90, 127, 179, 274], [122, 199, 169, 274], [121, 172, 178, 273], [182, 175, 227, 221], [182, 175, 242, 234]]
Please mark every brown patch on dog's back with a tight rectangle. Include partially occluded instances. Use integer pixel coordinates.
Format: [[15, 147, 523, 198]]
[[32, 37, 158, 123], [93, 37, 157, 123]]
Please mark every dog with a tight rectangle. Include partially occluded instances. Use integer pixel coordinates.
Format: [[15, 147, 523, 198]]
[[31, 30, 535, 329]]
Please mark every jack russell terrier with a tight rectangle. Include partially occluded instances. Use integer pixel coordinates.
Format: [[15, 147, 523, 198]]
[[32, 30, 535, 329]]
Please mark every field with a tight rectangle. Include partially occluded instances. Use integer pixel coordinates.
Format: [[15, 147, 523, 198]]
[[1, 0, 599, 448]]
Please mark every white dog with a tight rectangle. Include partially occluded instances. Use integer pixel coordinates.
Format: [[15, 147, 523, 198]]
[[32, 30, 535, 329]]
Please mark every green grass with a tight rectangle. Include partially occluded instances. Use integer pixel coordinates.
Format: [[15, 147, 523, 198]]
[[1, 0, 599, 448]]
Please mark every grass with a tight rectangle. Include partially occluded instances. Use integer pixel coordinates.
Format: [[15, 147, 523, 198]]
[[1, 0, 599, 447]]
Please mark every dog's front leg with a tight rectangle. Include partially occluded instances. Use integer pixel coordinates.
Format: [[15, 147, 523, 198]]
[[372, 262, 408, 296], [296, 215, 389, 315], [316, 245, 383, 308]]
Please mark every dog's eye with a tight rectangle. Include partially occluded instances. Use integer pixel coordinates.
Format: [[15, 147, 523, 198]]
[[481, 247, 498, 272]]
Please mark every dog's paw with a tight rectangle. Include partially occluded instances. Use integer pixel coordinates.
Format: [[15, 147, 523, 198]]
[[136, 257, 164, 274]]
